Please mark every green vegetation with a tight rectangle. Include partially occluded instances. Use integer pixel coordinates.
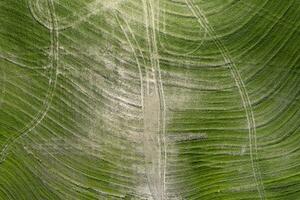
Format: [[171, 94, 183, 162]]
[[0, 0, 299, 199]]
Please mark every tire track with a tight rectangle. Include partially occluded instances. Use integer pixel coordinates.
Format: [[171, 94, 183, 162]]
[[185, 0, 266, 199], [142, 0, 167, 199], [28, 0, 113, 31], [0, 0, 59, 163], [159, 0, 208, 56], [114, 13, 145, 111]]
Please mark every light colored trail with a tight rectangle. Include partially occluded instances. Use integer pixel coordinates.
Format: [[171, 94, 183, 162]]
[[142, 0, 167, 199], [185, 0, 265, 199], [115, 12, 164, 198], [0, 0, 59, 163]]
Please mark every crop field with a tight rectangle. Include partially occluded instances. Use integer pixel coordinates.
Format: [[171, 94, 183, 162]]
[[0, 0, 299, 199]]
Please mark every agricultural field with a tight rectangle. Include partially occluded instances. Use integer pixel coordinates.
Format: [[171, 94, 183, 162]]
[[0, 0, 299, 199]]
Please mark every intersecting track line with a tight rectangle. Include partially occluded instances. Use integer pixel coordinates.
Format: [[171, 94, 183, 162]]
[[114, 12, 145, 111], [0, 0, 59, 163], [28, 0, 102, 31], [114, 13, 154, 198], [159, 0, 208, 56], [142, 0, 167, 199], [185, 0, 266, 199]]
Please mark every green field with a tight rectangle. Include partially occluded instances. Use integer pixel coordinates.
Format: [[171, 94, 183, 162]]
[[0, 0, 299, 199]]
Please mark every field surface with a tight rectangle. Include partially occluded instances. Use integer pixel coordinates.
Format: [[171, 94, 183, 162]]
[[0, 0, 300, 199]]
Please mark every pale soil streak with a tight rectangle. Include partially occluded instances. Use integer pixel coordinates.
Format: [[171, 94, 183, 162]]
[[142, 0, 167, 199], [114, 13, 145, 110], [0, 0, 59, 163], [115, 13, 160, 197], [185, 0, 265, 199]]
